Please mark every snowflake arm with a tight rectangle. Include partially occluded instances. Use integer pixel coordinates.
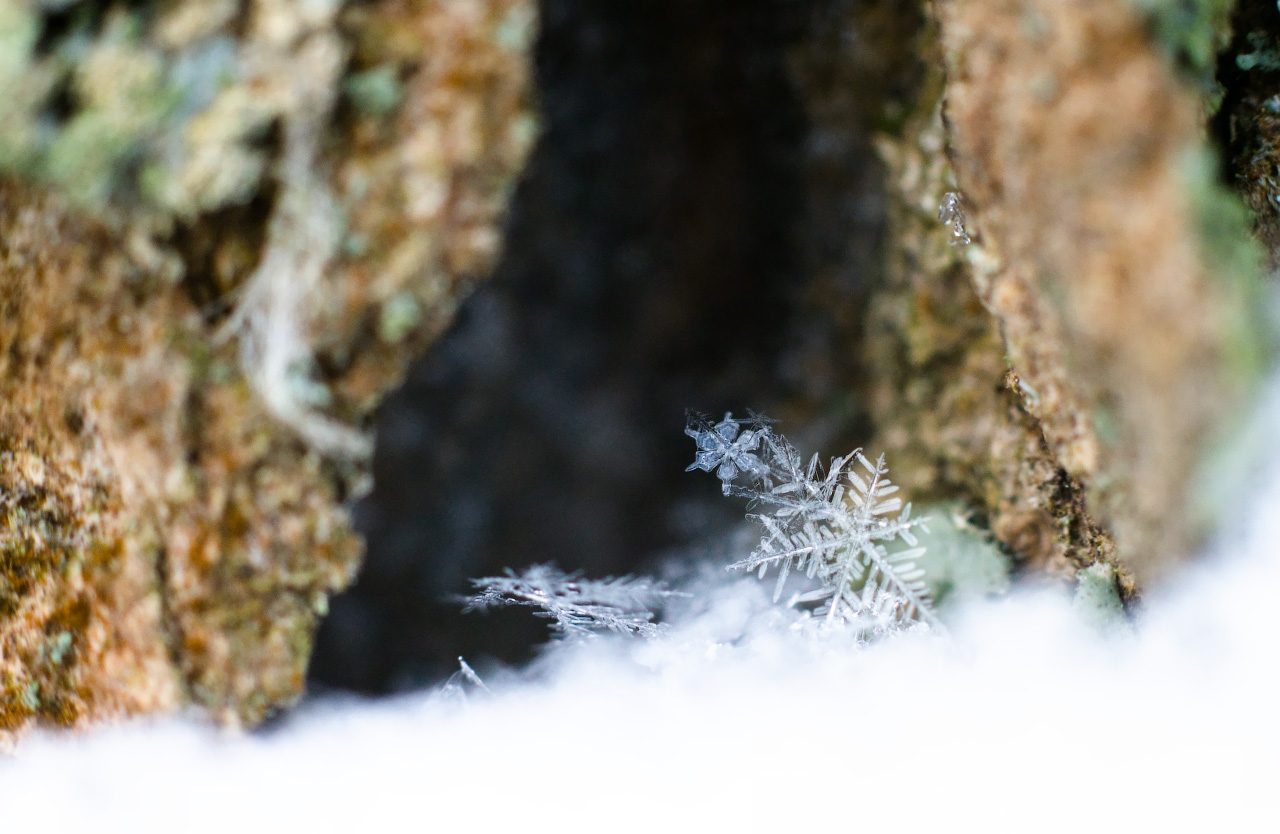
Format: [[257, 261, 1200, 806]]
[[465, 564, 682, 639], [686, 412, 940, 633]]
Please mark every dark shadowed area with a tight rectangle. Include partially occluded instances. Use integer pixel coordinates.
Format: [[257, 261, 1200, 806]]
[[310, 0, 902, 693]]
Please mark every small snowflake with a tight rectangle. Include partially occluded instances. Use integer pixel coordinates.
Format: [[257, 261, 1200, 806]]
[[465, 564, 682, 640], [938, 191, 971, 245], [687, 412, 940, 632], [437, 657, 490, 703], [685, 412, 770, 494]]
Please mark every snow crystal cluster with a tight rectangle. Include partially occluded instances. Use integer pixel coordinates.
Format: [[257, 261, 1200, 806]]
[[686, 411, 938, 632], [465, 564, 683, 639], [470, 414, 937, 642], [938, 191, 971, 245], [6, 402, 1279, 830]]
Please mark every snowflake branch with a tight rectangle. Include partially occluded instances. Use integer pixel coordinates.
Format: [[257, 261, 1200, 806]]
[[686, 411, 939, 634]]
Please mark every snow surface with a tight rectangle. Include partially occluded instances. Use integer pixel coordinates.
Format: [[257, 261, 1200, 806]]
[[4, 416, 1280, 831]]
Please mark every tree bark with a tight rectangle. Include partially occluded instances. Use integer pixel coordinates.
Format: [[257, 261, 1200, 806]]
[[0, 0, 535, 741], [0, 0, 1273, 739]]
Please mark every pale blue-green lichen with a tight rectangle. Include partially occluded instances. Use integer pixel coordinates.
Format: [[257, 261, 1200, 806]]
[[908, 504, 1012, 610], [1189, 384, 1275, 532], [1235, 29, 1280, 71], [46, 630, 72, 665], [0, 2, 329, 217], [1072, 561, 1129, 635], [1129, 0, 1236, 85], [0, 1, 56, 171], [1181, 143, 1279, 536], [492, 1, 537, 53], [1180, 146, 1275, 390], [19, 680, 39, 712], [45, 15, 177, 207], [343, 65, 403, 119], [378, 291, 422, 344], [0, 6, 179, 205]]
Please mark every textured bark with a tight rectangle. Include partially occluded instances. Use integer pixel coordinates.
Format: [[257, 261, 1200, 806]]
[[936, 0, 1264, 582], [1220, 0, 1280, 266], [804, 0, 1266, 590], [0, 0, 534, 740], [864, 48, 1116, 583], [1, 0, 1274, 740]]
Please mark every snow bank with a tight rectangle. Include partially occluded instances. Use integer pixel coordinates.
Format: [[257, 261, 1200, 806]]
[[5, 419, 1280, 832]]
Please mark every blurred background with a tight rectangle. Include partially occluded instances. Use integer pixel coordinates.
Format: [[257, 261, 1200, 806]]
[[310, 0, 897, 692]]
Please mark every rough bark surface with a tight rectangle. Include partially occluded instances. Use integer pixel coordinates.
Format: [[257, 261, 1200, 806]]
[[830, 0, 1266, 588], [0, 0, 534, 741], [938, 0, 1264, 582], [1220, 0, 1280, 266], [0, 0, 1274, 740], [864, 45, 1116, 582]]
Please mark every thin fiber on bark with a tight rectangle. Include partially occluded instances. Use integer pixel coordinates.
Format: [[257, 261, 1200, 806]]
[[0, 0, 535, 740]]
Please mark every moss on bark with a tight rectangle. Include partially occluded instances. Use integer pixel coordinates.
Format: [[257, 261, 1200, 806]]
[[847, 0, 1268, 592], [0, 0, 535, 739], [2, 0, 1276, 740]]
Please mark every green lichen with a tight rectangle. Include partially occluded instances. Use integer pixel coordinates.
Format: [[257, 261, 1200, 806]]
[[0, 5, 178, 208], [1091, 404, 1122, 448], [1073, 561, 1129, 635], [0, 1, 53, 172], [1235, 30, 1280, 71], [45, 630, 73, 665], [1180, 145, 1274, 392], [493, 2, 537, 53], [1182, 143, 1279, 533], [378, 291, 422, 344], [1189, 385, 1273, 531], [907, 504, 1012, 610], [344, 65, 403, 119], [1130, 0, 1236, 86], [0, 3, 337, 218], [19, 680, 39, 711], [45, 14, 177, 206]]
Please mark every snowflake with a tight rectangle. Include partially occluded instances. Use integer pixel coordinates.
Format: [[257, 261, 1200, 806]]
[[465, 564, 683, 639], [938, 191, 971, 246], [685, 412, 770, 494], [437, 657, 490, 703], [686, 412, 939, 632]]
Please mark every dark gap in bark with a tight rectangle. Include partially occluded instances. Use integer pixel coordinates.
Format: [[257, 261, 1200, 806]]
[[310, 0, 907, 695], [170, 185, 278, 324], [1214, 0, 1280, 263]]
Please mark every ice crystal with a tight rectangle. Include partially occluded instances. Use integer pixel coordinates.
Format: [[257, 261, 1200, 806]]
[[685, 412, 770, 494], [686, 412, 940, 632], [938, 191, 971, 246], [437, 657, 490, 702], [465, 564, 682, 639]]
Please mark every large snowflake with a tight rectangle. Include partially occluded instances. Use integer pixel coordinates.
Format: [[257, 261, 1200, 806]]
[[686, 412, 938, 631]]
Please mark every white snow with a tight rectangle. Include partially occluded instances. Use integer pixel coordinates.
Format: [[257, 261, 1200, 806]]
[[5, 408, 1280, 832]]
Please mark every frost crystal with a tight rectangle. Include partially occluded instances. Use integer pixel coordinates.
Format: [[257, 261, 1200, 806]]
[[685, 412, 770, 494], [938, 191, 971, 246], [686, 412, 940, 632], [438, 657, 490, 702], [465, 564, 682, 639]]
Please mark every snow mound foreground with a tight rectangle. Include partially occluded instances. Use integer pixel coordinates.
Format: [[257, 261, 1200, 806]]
[[5, 414, 1280, 831]]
